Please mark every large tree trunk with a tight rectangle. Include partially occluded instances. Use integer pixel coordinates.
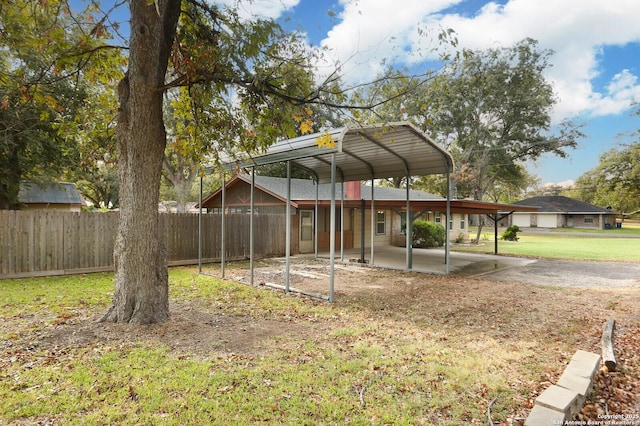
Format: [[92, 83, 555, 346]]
[[100, 0, 181, 324]]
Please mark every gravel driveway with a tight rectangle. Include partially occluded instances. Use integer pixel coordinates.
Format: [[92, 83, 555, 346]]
[[477, 258, 640, 289]]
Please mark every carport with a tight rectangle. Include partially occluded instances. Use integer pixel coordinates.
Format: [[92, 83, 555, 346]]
[[199, 122, 455, 301], [199, 122, 541, 300]]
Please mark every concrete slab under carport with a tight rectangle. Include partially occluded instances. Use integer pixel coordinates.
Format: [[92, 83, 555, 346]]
[[314, 245, 536, 277]]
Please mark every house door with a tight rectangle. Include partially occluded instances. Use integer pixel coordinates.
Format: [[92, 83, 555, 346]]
[[299, 210, 314, 253]]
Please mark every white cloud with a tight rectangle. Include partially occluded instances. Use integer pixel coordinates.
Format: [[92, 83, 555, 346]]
[[217, 0, 640, 123], [318, 0, 461, 82], [318, 0, 640, 122], [432, 0, 640, 122], [543, 180, 575, 189], [216, 0, 300, 19], [587, 70, 640, 116]]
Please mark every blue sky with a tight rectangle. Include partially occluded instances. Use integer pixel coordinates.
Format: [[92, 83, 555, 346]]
[[226, 0, 640, 187]]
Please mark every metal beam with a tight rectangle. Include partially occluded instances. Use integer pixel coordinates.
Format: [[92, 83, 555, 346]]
[[285, 161, 291, 292], [221, 174, 226, 278], [329, 153, 336, 302], [406, 176, 412, 270], [250, 168, 255, 286], [198, 175, 203, 274]]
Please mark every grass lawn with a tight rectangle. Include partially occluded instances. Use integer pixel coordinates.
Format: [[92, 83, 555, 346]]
[[455, 228, 640, 262], [1, 266, 639, 425]]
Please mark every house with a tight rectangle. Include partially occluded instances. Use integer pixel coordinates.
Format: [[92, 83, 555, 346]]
[[18, 182, 85, 212], [201, 174, 476, 254], [510, 196, 617, 229]]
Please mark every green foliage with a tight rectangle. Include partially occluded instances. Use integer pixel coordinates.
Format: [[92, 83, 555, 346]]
[[167, 3, 339, 166], [500, 225, 521, 241], [0, 0, 124, 209], [412, 220, 445, 248], [429, 39, 583, 201], [574, 143, 640, 216], [354, 38, 583, 203]]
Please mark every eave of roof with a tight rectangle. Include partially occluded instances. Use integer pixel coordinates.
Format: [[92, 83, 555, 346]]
[[199, 175, 538, 214]]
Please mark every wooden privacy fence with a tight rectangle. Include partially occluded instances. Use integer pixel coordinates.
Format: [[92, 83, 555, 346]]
[[0, 210, 291, 279]]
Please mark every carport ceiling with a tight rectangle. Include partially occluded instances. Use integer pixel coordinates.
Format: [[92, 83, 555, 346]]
[[221, 122, 454, 183]]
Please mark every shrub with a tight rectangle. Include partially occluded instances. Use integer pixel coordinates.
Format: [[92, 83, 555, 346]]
[[412, 220, 445, 248], [501, 225, 521, 241]]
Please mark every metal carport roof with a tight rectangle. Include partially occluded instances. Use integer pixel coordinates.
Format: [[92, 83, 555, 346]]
[[205, 122, 456, 302], [221, 122, 454, 182]]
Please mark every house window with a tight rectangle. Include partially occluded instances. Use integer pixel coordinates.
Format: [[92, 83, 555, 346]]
[[376, 210, 386, 235], [584, 216, 594, 224], [300, 211, 313, 241], [434, 212, 441, 223], [460, 216, 465, 230]]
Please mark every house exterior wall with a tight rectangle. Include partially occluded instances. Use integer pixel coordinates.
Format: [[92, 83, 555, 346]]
[[512, 212, 617, 229], [352, 208, 393, 249], [448, 213, 468, 241], [376, 210, 468, 247], [314, 207, 354, 252], [567, 213, 616, 229], [21, 203, 82, 212], [206, 180, 286, 214]]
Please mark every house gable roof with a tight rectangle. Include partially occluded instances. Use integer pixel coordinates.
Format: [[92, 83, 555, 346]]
[[199, 175, 538, 215], [513, 196, 614, 214], [19, 182, 84, 206], [199, 175, 443, 209], [248, 175, 443, 202]]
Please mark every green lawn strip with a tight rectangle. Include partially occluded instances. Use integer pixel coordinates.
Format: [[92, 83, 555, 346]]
[[454, 233, 640, 261], [0, 273, 113, 340], [551, 226, 640, 235]]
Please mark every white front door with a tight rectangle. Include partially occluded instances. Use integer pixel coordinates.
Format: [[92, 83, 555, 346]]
[[299, 210, 314, 253]]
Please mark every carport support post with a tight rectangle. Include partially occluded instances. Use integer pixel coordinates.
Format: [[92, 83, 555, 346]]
[[198, 175, 203, 273], [494, 214, 498, 255], [445, 172, 451, 274], [360, 198, 365, 263], [329, 153, 336, 302], [406, 177, 413, 270], [221, 173, 226, 278], [314, 180, 319, 260], [250, 168, 255, 286], [285, 161, 291, 292], [340, 182, 344, 262], [370, 180, 375, 266]]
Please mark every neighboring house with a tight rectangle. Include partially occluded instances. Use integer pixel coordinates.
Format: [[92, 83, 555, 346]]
[[510, 196, 617, 229], [199, 174, 470, 254], [18, 182, 85, 212]]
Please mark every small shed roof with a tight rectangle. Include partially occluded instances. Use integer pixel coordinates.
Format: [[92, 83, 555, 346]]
[[19, 182, 84, 206], [221, 122, 454, 183]]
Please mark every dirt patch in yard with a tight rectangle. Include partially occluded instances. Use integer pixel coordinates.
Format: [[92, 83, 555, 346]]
[[228, 257, 640, 420], [37, 302, 326, 359]]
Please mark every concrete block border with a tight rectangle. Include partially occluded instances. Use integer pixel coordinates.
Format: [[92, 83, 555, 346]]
[[524, 350, 601, 426]]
